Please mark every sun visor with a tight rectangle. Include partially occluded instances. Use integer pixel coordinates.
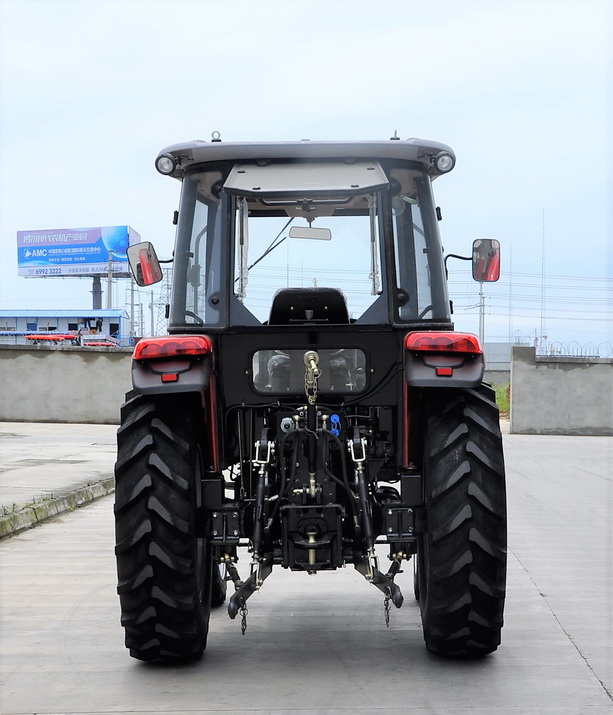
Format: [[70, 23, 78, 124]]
[[223, 161, 389, 199]]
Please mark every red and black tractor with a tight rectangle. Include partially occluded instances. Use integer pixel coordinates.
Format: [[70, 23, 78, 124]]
[[114, 136, 506, 662]]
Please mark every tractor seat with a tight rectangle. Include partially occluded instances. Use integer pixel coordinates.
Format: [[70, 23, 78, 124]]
[[268, 287, 350, 324]]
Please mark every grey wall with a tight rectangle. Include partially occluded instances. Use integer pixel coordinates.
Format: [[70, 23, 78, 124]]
[[511, 346, 613, 436], [0, 345, 132, 424], [484, 369, 510, 386], [2, 344, 611, 434]]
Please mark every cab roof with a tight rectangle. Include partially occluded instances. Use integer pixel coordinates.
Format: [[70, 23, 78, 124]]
[[155, 137, 456, 181]]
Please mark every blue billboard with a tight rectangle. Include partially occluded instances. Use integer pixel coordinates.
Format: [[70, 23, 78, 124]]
[[17, 226, 141, 277]]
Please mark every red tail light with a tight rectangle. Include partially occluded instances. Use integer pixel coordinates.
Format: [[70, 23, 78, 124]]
[[405, 332, 482, 354], [134, 335, 213, 361]]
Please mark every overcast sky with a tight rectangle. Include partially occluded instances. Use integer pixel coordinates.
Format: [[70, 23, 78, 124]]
[[0, 0, 610, 349]]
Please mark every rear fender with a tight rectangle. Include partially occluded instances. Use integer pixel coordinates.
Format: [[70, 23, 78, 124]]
[[404, 331, 484, 388], [132, 354, 212, 396], [130, 335, 219, 470], [404, 352, 484, 388], [130, 335, 213, 396]]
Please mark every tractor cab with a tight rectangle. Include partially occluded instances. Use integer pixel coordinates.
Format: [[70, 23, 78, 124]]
[[131, 138, 462, 330]]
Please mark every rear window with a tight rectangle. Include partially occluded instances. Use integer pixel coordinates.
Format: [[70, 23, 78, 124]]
[[252, 348, 367, 394]]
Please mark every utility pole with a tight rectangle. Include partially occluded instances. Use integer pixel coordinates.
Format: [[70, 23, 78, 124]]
[[540, 207, 547, 350], [508, 246, 513, 343], [150, 290, 155, 336], [478, 282, 485, 344]]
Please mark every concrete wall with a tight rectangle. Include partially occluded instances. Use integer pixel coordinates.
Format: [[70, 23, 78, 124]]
[[2, 343, 611, 434], [484, 369, 510, 386], [0, 345, 132, 424], [510, 346, 613, 436]]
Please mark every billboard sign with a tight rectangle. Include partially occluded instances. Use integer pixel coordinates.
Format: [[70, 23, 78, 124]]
[[17, 226, 141, 277]]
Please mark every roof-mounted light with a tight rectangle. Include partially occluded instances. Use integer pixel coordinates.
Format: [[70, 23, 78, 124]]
[[434, 151, 455, 173], [155, 153, 177, 175]]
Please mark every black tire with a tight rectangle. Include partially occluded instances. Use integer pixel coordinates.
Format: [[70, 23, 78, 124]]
[[114, 392, 212, 662], [418, 385, 507, 657]]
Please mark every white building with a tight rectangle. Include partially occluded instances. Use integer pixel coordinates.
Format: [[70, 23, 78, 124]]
[[0, 309, 130, 346]]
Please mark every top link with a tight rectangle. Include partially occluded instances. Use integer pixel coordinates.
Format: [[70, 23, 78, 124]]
[[304, 350, 321, 405]]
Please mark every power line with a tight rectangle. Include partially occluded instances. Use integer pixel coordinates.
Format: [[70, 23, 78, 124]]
[[448, 270, 613, 283]]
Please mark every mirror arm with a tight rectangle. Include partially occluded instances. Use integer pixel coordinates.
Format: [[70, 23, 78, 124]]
[[444, 253, 471, 278]]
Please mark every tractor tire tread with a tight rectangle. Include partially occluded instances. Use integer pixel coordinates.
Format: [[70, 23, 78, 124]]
[[419, 385, 507, 658], [115, 393, 210, 662]]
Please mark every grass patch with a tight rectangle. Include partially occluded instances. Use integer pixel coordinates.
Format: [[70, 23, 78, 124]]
[[495, 383, 510, 418], [1, 493, 55, 517]]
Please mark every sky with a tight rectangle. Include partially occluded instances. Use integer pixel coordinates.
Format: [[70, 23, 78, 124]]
[[0, 0, 611, 351]]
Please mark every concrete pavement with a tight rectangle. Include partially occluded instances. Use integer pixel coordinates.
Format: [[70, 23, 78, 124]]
[[0, 421, 611, 713], [0, 422, 117, 537]]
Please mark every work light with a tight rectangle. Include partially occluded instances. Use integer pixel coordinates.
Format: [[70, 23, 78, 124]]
[[434, 151, 455, 173], [155, 153, 177, 175]]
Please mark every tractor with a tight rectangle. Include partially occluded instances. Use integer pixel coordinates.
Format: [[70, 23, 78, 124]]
[[114, 135, 506, 662]]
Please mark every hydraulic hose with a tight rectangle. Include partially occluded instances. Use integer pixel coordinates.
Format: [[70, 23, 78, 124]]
[[318, 429, 360, 532], [264, 428, 301, 531]]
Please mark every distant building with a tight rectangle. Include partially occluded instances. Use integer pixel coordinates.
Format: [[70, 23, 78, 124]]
[[0, 309, 130, 346], [483, 342, 511, 371], [483, 342, 511, 385]]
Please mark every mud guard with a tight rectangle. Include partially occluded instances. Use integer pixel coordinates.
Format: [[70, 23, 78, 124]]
[[404, 351, 484, 388], [131, 354, 212, 396], [130, 353, 218, 470]]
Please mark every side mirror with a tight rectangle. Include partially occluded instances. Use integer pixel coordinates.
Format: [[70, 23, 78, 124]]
[[472, 239, 500, 282], [127, 242, 163, 286]]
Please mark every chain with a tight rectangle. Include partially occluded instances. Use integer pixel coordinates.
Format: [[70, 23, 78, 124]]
[[305, 371, 318, 404], [384, 589, 391, 628], [240, 601, 248, 635], [304, 351, 320, 405]]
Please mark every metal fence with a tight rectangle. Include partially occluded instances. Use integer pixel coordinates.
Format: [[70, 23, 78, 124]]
[[511, 334, 613, 358]]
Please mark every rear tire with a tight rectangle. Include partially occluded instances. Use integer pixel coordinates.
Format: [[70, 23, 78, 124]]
[[418, 385, 507, 657], [114, 393, 212, 662]]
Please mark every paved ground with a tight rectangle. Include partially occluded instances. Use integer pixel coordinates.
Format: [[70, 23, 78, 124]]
[[0, 423, 117, 536], [0, 423, 611, 714]]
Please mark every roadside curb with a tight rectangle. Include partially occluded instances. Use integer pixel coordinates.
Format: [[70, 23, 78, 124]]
[[0, 476, 115, 540]]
